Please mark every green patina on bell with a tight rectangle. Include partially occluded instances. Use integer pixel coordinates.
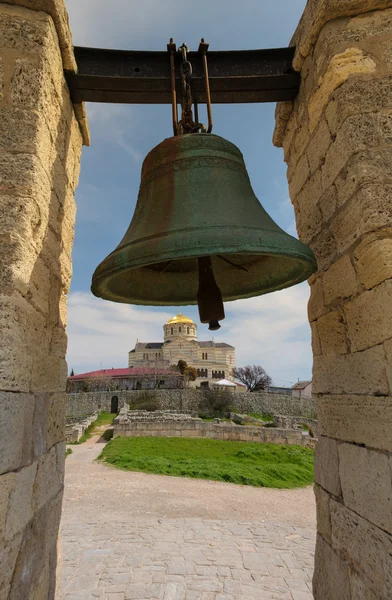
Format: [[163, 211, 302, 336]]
[[91, 133, 317, 311]]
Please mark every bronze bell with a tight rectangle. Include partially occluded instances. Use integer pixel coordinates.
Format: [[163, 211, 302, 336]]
[[91, 133, 317, 328]]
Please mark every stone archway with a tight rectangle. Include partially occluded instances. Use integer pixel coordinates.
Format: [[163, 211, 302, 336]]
[[111, 395, 119, 414], [0, 1, 391, 599]]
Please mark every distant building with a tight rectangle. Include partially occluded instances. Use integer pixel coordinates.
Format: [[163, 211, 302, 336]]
[[291, 380, 312, 398], [128, 312, 236, 388], [67, 367, 182, 392]]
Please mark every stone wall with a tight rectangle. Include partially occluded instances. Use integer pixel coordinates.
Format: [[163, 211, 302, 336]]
[[66, 390, 317, 421], [114, 420, 310, 446], [0, 2, 85, 598], [274, 1, 392, 598]]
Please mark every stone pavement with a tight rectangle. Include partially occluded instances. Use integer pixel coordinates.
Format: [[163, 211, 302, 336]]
[[61, 434, 315, 600]]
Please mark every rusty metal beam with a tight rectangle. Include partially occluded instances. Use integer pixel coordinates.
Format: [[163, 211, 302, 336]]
[[66, 46, 299, 104]]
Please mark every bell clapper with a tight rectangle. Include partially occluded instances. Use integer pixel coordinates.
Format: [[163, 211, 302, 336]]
[[197, 256, 225, 331]]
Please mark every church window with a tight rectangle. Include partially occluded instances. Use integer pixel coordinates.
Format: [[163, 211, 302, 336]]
[[187, 327, 190, 334], [179, 327, 182, 332], [205, 353, 208, 360], [222, 371, 225, 378], [171, 327, 173, 335]]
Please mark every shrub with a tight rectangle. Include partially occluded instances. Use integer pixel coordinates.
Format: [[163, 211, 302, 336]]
[[129, 391, 160, 412], [198, 389, 234, 417]]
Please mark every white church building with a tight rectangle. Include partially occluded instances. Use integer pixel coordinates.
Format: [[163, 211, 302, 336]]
[[128, 312, 236, 388]]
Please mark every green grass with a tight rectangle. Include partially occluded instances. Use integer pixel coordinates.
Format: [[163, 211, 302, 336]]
[[98, 437, 314, 489], [65, 448, 73, 458], [247, 412, 275, 423], [68, 412, 116, 445]]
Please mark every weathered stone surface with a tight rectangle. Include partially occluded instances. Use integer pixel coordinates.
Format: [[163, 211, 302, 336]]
[[0, 472, 15, 543], [47, 393, 66, 449], [317, 310, 348, 355], [313, 534, 351, 600], [308, 276, 325, 322], [350, 573, 379, 600], [288, 153, 310, 199], [308, 48, 376, 133], [293, 170, 323, 243], [344, 281, 392, 352], [318, 185, 337, 223], [0, 531, 22, 599], [334, 147, 392, 208], [306, 118, 332, 175], [8, 491, 62, 600], [317, 394, 392, 451], [33, 445, 63, 512], [330, 500, 392, 600], [314, 484, 331, 542], [354, 236, 392, 289], [331, 185, 392, 255], [338, 443, 392, 534], [5, 462, 37, 540], [314, 436, 342, 497], [311, 321, 322, 355], [313, 345, 389, 395], [0, 393, 35, 474], [322, 254, 357, 306]]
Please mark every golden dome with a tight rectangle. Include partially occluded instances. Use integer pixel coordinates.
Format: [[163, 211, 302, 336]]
[[166, 312, 195, 325]]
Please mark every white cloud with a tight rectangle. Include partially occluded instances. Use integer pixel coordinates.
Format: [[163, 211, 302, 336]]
[[66, 286, 312, 385]]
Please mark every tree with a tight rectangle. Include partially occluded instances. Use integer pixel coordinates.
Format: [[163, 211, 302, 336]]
[[184, 365, 197, 387], [232, 365, 272, 392], [199, 389, 234, 417], [70, 368, 75, 377], [177, 360, 187, 375]]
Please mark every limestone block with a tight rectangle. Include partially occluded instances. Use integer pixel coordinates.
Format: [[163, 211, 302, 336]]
[[308, 48, 376, 133], [288, 153, 310, 199], [49, 326, 68, 358], [314, 436, 342, 496], [32, 445, 63, 512], [350, 573, 379, 600], [293, 170, 323, 243], [311, 322, 321, 355], [0, 472, 16, 544], [291, 0, 392, 70], [322, 254, 358, 305], [33, 393, 49, 458], [314, 484, 331, 542], [0, 295, 49, 392], [306, 119, 332, 175], [384, 337, 392, 392], [46, 392, 66, 449], [312, 534, 351, 600], [0, 392, 35, 474], [31, 355, 68, 393], [338, 443, 392, 533], [308, 276, 325, 322], [322, 113, 378, 191], [354, 236, 392, 289], [318, 185, 337, 223], [0, 57, 3, 98], [0, 531, 23, 599], [314, 9, 392, 74], [332, 184, 392, 255], [314, 345, 389, 395], [5, 461, 37, 540], [317, 310, 348, 355], [334, 148, 392, 210], [325, 75, 392, 136], [8, 491, 63, 600], [0, 106, 54, 172], [344, 282, 392, 352], [309, 226, 337, 271], [330, 499, 392, 599], [317, 394, 392, 451], [0, 152, 51, 198]]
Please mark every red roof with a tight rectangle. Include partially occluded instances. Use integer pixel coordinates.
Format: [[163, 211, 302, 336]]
[[69, 367, 181, 380]]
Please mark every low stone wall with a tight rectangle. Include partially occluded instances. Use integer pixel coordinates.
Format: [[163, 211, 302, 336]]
[[114, 420, 312, 447], [65, 412, 99, 443], [67, 389, 317, 420]]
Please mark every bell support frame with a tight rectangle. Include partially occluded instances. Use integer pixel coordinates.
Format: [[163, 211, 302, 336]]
[[66, 45, 300, 105]]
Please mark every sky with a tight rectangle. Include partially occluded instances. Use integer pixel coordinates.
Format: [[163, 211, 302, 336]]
[[64, 0, 311, 387]]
